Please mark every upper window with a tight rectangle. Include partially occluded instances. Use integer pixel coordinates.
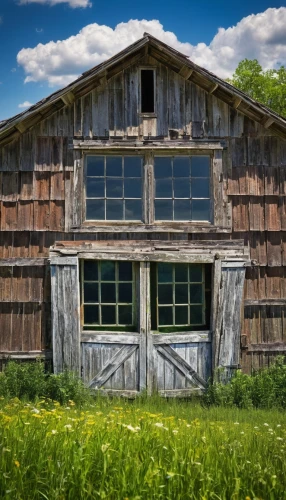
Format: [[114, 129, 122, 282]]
[[140, 69, 155, 113], [84, 154, 212, 224], [85, 155, 143, 221]]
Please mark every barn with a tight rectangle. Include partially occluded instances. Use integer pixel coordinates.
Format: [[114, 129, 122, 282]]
[[0, 33, 285, 397]]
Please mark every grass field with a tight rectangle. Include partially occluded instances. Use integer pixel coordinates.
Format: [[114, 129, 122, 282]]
[[0, 396, 285, 499]]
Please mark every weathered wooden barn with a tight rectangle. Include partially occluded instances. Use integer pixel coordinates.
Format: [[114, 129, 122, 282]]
[[0, 33, 285, 396]]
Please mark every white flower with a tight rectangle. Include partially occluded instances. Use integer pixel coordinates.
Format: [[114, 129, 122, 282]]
[[51, 430, 57, 435], [172, 430, 179, 434], [154, 423, 164, 428], [277, 437, 283, 441], [264, 423, 269, 427], [234, 422, 239, 425], [64, 424, 72, 429], [277, 424, 281, 428], [31, 408, 40, 414]]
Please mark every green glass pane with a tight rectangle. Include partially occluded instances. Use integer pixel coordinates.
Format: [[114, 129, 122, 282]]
[[84, 283, 98, 303], [174, 200, 190, 220], [106, 200, 123, 220], [158, 306, 173, 325], [124, 179, 142, 198], [86, 178, 105, 198], [175, 306, 188, 325], [192, 199, 210, 221], [175, 264, 188, 283], [84, 305, 99, 325], [158, 263, 173, 283], [86, 200, 104, 220], [118, 262, 133, 281], [155, 200, 173, 220], [155, 179, 172, 198], [173, 178, 190, 198], [101, 261, 115, 281], [101, 283, 116, 303], [189, 284, 203, 304], [173, 157, 190, 177], [190, 306, 203, 325], [125, 200, 142, 220], [84, 261, 98, 281], [86, 157, 104, 176], [189, 265, 203, 283], [191, 156, 210, 177], [192, 178, 210, 198], [154, 157, 172, 178], [106, 179, 123, 198], [175, 284, 188, 304], [118, 283, 133, 303], [158, 284, 173, 304], [106, 156, 122, 177], [101, 305, 116, 324], [118, 305, 133, 325], [124, 157, 142, 177]]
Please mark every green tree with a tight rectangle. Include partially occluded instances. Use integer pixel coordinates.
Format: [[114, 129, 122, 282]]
[[227, 59, 286, 117]]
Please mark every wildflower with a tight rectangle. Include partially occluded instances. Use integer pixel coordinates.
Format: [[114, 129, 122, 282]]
[[234, 422, 239, 425], [154, 423, 164, 428], [101, 443, 110, 453], [277, 437, 283, 441], [64, 424, 72, 429], [51, 430, 57, 435], [14, 461, 20, 468], [241, 432, 245, 435], [263, 423, 269, 427], [172, 430, 179, 434], [277, 424, 281, 428], [31, 408, 40, 414]]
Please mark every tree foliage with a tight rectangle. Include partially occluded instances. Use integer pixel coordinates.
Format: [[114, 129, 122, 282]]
[[227, 59, 286, 117]]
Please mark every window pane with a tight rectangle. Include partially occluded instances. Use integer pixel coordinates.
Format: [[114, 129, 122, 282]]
[[190, 306, 203, 325], [86, 178, 105, 198], [158, 263, 172, 283], [125, 200, 142, 220], [175, 306, 188, 325], [158, 307, 173, 325], [84, 261, 98, 281], [106, 200, 123, 220], [192, 199, 210, 221], [155, 200, 173, 220], [154, 157, 172, 178], [175, 284, 188, 304], [118, 305, 132, 325], [155, 179, 172, 198], [173, 157, 190, 177], [106, 157, 122, 176], [118, 262, 133, 281], [84, 283, 98, 303], [191, 156, 210, 177], [101, 305, 116, 324], [86, 200, 104, 220], [175, 264, 188, 283], [101, 283, 116, 303], [174, 200, 190, 220], [87, 157, 104, 176], [158, 284, 173, 304], [124, 157, 142, 177], [106, 179, 123, 198], [189, 284, 203, 304], [173, 179, 190, 198], [124, 179, 142, 198], [192, 179, 210, 198], [101, 261, 115, 281], [84, 305, 99, 325], [189, 265, 203, 282], [118, 283, 132, 303]]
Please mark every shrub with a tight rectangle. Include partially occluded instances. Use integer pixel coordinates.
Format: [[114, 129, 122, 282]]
[[204, 356, 286, 409]]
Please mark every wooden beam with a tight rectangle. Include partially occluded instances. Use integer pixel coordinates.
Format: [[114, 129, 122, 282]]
[[61, 91, 75, 106], [248, 343, 286, 353], [209, 83, 218, 94], [244, 299, 286, 306], [178, 65, 194, 79], [233, 97, 242, 109], [0, 258, 47, 267], [263, 117, 275, 129], [0, 350, 52, 360], [15, 122, 27, 134]]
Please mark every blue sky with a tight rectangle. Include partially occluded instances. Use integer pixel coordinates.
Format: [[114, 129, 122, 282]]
[[0, 0, 285, 120]]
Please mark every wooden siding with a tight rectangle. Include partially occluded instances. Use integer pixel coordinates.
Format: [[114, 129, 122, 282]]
[[0, 53, 285, 373]]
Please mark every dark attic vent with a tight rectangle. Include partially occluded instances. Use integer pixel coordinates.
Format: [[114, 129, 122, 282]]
[[141, 69, 155, 113]]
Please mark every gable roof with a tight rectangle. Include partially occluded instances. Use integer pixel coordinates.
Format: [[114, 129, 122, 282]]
[[1, 32, 286, 145]]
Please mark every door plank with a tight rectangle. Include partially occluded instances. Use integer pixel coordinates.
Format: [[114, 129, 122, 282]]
[[156, 345, 207, 389], [88, 344, 137, 388]]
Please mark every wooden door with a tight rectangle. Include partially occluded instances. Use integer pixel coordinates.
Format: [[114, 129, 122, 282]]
[[80, 261, 147, 397], [146, 262, 212, 397]]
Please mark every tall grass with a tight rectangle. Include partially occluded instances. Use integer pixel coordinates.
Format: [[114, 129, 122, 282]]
[[0, 397, 285, 499]]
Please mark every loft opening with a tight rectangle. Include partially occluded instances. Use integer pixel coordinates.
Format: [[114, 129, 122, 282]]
[[141, 69, 155, 113]]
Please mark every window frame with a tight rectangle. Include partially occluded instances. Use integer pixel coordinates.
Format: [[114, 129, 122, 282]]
[[82, 150, 218, 228]]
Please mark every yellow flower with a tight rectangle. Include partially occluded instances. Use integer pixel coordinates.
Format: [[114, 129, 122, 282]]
[[14, 460, 20, 468]]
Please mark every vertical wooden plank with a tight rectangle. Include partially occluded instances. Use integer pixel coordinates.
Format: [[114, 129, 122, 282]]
[[82, 92, 93, 139], [168, 70, 185, 134], [74, 98, 82, 137], [124, 65, 139, 137], [156, 63, 168, 137], [139, 261, 147, 392], [109, 72, 124, 137], [92, 89, 109, 137], [51, 257, 81, 374]]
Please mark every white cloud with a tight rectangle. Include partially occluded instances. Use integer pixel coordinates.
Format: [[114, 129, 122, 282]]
[[17, 8, 286, 88], [18, 101, 33, 108], [19, 0, 91, 8]]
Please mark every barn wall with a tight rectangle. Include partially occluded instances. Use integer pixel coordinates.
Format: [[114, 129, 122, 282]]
[[0, 56, 285, 372]]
